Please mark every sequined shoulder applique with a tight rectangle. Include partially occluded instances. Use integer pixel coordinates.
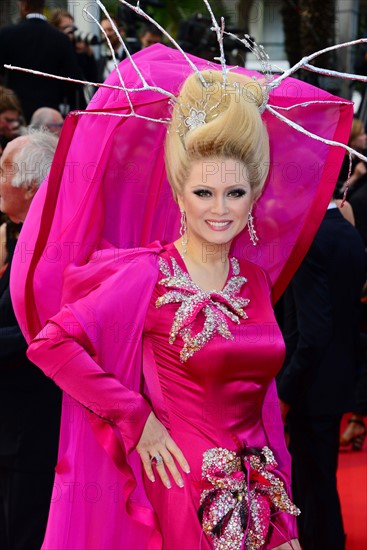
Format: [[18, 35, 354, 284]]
[[156, 255, 249, 362]]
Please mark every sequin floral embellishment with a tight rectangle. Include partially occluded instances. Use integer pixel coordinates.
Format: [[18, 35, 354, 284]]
[[155, 256, 249, 362], [198, 446, 300, 550], [184, 107, 206, 131]]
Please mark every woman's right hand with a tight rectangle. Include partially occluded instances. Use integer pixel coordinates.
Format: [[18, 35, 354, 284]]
[[136, 411, 190, 489]]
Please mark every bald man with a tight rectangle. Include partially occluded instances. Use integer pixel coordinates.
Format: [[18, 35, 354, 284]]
[[30, 107, 64, 136]]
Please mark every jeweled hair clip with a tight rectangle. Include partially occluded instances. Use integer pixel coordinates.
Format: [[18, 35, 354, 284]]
[[184, 107, 206, 132], [176, 88, 225, 136]]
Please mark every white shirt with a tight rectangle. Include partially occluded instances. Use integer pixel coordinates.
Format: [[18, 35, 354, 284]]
[[26, 13, 47, 21]]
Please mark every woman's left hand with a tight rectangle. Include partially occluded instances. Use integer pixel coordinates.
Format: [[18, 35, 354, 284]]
[[136, 411, 190, 489]]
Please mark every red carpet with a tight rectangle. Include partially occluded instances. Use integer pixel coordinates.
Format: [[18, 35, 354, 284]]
[[338, 429, 367, 549]]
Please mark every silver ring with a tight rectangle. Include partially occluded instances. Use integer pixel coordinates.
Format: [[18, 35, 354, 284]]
[[150, 453, 163, 466]]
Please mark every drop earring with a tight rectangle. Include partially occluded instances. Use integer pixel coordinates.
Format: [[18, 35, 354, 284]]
[[248, 207, 259, 246], [180, 209, 188, 257]]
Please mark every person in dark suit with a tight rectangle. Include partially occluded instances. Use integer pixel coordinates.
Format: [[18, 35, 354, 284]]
[[277, 204, 367, 550], [348, 184, 367, 248], [49, 8, 98, 106], [96, 17, 138, 83], [0, 0, 82, 122], [0, 129, 61, 550]]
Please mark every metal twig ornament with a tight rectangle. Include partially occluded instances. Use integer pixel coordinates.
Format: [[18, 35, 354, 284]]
[[4, 0, 367, 171]]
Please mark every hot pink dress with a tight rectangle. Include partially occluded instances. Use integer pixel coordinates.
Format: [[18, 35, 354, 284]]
[[11, 45, 353, 550], [27, 243, 297, 549], [142, 244, 297, 549]]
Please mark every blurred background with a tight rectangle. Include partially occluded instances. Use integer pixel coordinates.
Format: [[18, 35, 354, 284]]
[[1, 1, 367, 101]]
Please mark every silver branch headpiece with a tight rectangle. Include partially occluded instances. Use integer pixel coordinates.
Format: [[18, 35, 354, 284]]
[[4, 0, 367, 190]]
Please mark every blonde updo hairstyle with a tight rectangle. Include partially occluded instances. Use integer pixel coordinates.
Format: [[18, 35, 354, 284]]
[[165, 70, 270, 201]]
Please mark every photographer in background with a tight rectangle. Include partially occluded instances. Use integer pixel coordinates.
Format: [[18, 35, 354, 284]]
[[177, 12, 248, 65], [97, 17, 131, 82], [117, 0, 161, 55], [49, 9, 98, 106], [0, 0, 82, 122]]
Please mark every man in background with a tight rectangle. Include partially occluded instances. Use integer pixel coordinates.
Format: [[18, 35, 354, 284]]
[[278, 203, 366, 550], [30, 107, 63, 136], [0, 129, 61, 550], [139, 23, 163, 49], [97, 17, 128, 82], [0, 0, 82, 122]]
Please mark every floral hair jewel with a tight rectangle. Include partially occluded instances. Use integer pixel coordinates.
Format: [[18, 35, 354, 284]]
[[177, 92, 225, 135], [184, 107, 206, 131], [4, 0, 367, 172]]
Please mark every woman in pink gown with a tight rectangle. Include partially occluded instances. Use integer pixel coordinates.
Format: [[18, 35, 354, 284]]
[[28, 69, 300, 549], [10, 46, 352, 550]]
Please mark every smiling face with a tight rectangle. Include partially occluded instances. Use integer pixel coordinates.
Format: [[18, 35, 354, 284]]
[[177, 156, 253, 251]]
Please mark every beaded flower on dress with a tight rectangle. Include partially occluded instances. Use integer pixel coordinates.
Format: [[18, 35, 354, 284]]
[[199, 446, 300, 550], [155, 255, 249, 362]]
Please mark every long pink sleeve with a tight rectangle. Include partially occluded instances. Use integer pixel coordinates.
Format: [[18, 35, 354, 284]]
[[27, 316, 152, 455]]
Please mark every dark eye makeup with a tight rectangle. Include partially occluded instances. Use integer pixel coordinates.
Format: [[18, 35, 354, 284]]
[[193, 188, 247, 198], [193, 189, 212, 197]]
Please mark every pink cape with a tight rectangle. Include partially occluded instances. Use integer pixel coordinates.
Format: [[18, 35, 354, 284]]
[[10, 45, 353, 548]]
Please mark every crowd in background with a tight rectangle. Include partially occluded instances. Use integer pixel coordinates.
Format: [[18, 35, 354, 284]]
[[0, 2, 163, 548], [0, 2, 164, 142]]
